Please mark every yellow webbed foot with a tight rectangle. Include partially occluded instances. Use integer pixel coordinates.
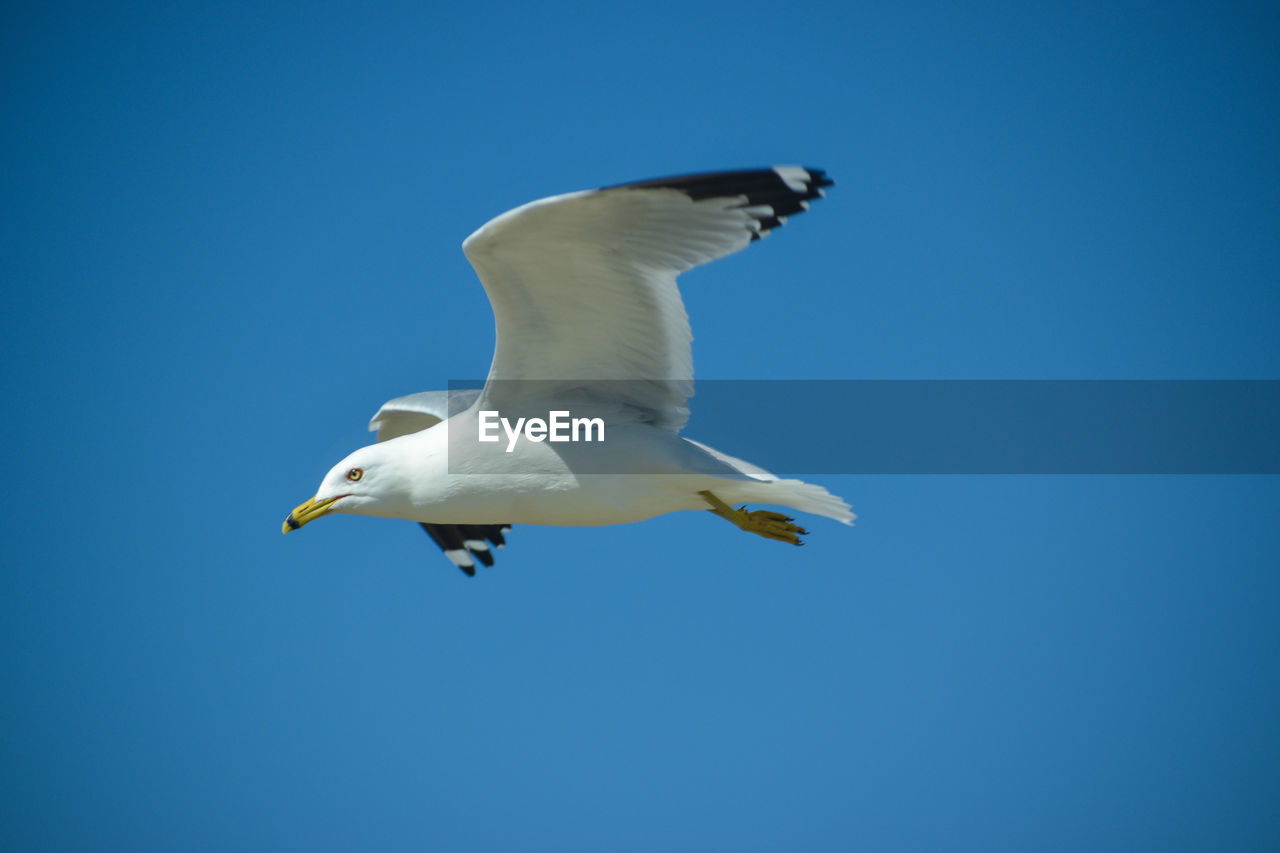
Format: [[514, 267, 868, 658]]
[[698, 490, 809, 546]]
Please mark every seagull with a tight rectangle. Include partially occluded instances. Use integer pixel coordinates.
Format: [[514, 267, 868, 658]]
[[284, 166, 854, 574]]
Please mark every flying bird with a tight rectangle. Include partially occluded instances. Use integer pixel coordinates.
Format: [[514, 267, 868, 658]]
[[284, 167, 854, 574]]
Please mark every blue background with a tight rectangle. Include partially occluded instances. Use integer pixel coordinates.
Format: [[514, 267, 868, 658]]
[[4, 1, 1278, 850]]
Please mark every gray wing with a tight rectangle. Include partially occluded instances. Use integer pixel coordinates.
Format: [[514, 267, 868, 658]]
[[462, 167, 832, 431], [367, 388, 482, 442]]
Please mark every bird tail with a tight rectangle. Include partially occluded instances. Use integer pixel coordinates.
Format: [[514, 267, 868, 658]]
[[736, 477, 855, 525], [680, 437, 855, 524]]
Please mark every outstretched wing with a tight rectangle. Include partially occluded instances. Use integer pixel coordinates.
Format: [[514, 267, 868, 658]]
[[461, 166, 831, 431], [368, 388, 512, 575]]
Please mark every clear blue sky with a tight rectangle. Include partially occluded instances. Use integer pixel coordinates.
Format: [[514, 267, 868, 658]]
[[3, 1, 1279, 850]]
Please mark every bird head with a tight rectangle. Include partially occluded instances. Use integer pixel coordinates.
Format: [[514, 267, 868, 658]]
[[283, 444, 401, 533]]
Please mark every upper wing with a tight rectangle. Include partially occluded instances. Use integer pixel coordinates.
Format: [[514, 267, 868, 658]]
[[461, 166, 831, 431], [367, 388, 482, 442]]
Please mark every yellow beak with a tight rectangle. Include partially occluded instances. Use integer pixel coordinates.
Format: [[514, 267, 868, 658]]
[[282, 495, 344, 534]]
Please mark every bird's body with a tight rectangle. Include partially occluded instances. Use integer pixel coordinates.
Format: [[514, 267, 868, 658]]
[[285, 166, 854, 571], [340, 409, 850, 527]]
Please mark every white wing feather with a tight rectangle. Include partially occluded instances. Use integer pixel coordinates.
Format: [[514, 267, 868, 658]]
[[373, 167, 829, 436], [463, 187, 767, 429]]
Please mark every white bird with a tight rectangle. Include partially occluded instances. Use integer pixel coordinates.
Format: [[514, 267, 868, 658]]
[[284, 167, 854, 574]]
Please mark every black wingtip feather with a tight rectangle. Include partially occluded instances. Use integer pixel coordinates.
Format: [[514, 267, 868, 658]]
[[610, 166, 832, 240], [419, 522, 514, 574]]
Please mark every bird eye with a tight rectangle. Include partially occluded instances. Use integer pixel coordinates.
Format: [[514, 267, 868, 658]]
[[346, 468, 364, 482]]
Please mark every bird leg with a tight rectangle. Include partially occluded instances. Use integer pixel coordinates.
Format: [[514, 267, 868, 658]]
[[698, 490, 808, 546]]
